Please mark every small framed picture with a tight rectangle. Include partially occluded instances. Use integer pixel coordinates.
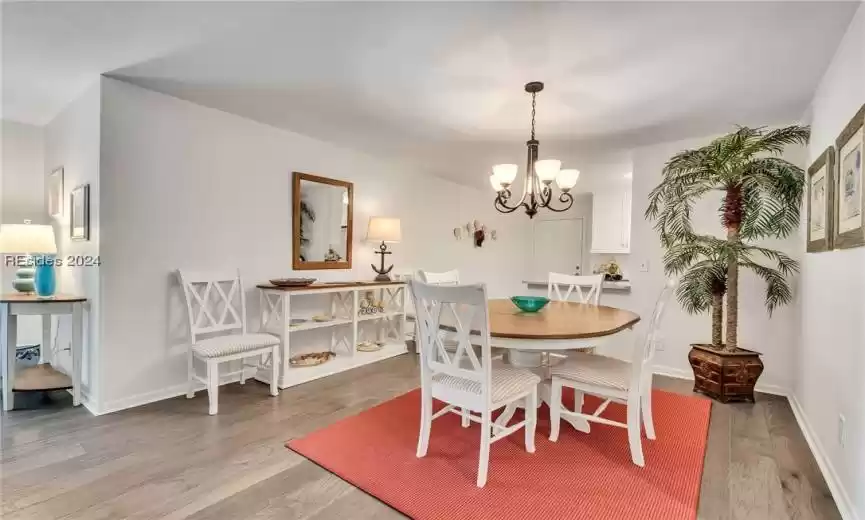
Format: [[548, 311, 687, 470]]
[[70, 184, 90, 241], [806, 147, 834, 253], [48, 167, 64, 217], [834, 103, 865, 249]]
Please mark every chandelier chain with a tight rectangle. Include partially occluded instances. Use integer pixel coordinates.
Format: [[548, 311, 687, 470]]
[[530, 92, 537, 141]]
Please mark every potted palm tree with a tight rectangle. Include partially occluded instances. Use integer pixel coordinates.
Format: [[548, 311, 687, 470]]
[[646, 125, 809, 402]]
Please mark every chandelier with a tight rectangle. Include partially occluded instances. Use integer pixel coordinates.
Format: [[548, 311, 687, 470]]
[[490, 82, 579, 218]]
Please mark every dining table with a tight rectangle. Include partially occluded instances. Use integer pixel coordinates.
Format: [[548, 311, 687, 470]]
[[412, 298, 641, 431]]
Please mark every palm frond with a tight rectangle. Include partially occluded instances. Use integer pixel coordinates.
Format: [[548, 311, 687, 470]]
[[737, 157, 805, 239], [739, 244, 800, 276], [739, 260, 793, 314], [744, 126, 810, 156], [675, 258, 728, 315]]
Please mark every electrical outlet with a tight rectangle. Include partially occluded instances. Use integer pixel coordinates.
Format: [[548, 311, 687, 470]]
[[839, 414, 847, 447], [639, 260, 649, 272]]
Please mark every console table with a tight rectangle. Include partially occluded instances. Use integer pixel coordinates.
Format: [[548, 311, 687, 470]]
[[1, 294, 86, 411], [255, 281, 407, 389]]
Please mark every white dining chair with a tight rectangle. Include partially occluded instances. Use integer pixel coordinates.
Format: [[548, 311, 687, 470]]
[[417, 269, 460, 285], [412, 280, 540, 487], [414, 270, 461, 348], [415, 269, 461, 352], [547, 272, 604, 305], [177, 269, 280, 415], [416, 269, 500, 427], [547, 272, 605, 359], [548, 278, 676, 467]]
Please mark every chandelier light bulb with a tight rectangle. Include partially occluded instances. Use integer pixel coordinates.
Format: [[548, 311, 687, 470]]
[[534, 159, 561, 184], [492, 164, 518, 187], [556, 168, 580, 191]]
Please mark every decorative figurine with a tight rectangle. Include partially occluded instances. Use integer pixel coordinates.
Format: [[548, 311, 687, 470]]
[[474, 225, 486, 247], [359, 294, 385, 315], [371, 241, 394, 281], [324, 247, 342, 262]]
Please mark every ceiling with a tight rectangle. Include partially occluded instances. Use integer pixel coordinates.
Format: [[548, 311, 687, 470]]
[[2, 1, 860, 187]]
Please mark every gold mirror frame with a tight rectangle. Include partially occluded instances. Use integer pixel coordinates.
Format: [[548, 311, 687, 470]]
[[292, 172, 353, 270]]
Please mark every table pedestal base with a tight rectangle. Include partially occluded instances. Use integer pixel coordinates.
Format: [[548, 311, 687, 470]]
[[494, 349, 590, 433]]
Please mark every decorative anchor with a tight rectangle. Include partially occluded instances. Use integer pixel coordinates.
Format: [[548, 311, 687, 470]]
[[371, 241, 394, 281]]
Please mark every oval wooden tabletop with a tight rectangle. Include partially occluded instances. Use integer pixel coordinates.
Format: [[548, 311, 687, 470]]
[[488, 299, 640, 340]]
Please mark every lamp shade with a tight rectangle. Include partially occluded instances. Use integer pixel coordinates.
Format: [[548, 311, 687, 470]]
[[0, 223, 57, 254], [534, 159, 561, 183], [556, 169, 580, 190], [492, 164, 518, 186], [366, 217, 401, 243]]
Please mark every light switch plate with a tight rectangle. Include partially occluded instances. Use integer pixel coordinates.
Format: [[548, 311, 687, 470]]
[[639, 260, 649, 272]]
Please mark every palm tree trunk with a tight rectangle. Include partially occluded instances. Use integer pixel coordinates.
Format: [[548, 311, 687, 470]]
[[723, 184, 743, 352], [711, 292, 723, 348], [725, 225, 739, 351]]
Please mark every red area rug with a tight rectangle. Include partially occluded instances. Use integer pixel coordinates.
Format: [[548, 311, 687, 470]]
[[287, 388, 710, 520]]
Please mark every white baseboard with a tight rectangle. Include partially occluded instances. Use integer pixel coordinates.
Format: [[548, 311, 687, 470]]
[[99, 372, 243, 416], [72, 387, 100, 416], [652, 364, 789, 397], [787, 394, 859, 520]]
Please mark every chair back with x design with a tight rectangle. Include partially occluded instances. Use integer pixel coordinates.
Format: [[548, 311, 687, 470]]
[[547, 272, 604, 304], [417, 269, 460, 286], [177, 269, 247, 345], [410, 280, 493, 402]]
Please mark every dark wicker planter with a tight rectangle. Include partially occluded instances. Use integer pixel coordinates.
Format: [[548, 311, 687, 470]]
[[688, 344, 764, 403]]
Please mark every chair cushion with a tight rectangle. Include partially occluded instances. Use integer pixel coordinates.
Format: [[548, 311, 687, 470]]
[[432, 363, 541, 403], [193, 333, 280, 358], [550, 352, 633, 391]]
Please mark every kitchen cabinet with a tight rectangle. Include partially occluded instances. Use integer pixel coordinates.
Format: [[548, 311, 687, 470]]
[[590, 189, 631, 254]]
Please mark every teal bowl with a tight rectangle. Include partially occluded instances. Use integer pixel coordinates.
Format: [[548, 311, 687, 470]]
[[510, 296, 550, 313]]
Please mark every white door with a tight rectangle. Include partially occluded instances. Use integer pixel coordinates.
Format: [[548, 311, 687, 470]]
[[532, 218, 584, 280]]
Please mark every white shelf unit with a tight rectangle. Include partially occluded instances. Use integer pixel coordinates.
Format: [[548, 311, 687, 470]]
[[256, 282, 408, 389]]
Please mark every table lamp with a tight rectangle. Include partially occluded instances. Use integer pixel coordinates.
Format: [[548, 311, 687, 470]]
[[0, 221, 58, 297], [366, 217, 401, 281]]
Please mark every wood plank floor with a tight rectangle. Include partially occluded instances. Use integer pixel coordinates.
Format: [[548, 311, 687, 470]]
[[1, 354, 840, 520]]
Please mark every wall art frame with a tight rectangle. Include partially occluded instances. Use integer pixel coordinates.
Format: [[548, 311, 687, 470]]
[[834, 103, 865, 250], [806, 147, 835, 253], [70, 184, 90, 241], [48, 167, 64, 217]]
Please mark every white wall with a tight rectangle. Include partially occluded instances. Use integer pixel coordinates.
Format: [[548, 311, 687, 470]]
[[1, 120, 45, 224], [798, 5, 864, 520], [98, 77, 530, 412], [43, 81, 102, 411], [1, 120, 45, 347]]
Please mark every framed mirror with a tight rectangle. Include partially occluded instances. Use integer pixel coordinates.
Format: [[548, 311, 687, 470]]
[[292, 172, 353, 270]]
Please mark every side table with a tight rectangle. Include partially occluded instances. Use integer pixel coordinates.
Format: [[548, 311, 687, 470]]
[[1, 294, 86, 411]]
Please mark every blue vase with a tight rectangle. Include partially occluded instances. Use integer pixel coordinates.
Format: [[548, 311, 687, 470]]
[[34, 255, 57, 298]]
